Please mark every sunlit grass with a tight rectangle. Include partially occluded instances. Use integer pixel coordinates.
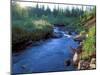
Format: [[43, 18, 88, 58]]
[[81, 25, 96, 60], [12, 19, 53, 50]]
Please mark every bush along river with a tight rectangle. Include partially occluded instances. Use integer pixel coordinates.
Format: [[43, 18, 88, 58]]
[[12, 26, 80, 74]]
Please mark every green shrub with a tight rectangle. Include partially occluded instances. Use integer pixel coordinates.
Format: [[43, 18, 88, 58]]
[[12, 19, 53, 50], [81, 25, 96, 59]]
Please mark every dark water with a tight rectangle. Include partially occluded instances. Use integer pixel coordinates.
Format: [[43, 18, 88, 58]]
[[12, 27, 79, 74]]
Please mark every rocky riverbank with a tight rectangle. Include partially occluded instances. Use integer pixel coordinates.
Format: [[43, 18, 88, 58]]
[[72, 32, 96, 70]]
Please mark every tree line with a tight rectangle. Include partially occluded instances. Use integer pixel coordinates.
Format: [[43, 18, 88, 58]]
[[12, 2, 85, 20]]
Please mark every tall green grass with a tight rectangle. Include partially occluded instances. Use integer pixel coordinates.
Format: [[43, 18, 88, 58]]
[[81, 25, 96, 60]]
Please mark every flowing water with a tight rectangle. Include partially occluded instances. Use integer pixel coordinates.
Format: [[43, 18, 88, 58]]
[[12, 27, 79, 74]]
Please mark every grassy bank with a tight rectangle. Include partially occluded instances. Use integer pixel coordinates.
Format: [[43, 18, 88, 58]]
[[12, 19, 53, 51], [81, 25, 96, 60]]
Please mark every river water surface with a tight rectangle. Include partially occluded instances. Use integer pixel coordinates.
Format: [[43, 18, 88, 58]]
[[12, 27, 79, 74]]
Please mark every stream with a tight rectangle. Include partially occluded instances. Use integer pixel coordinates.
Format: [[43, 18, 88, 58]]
[[12, 26, 79, 74]]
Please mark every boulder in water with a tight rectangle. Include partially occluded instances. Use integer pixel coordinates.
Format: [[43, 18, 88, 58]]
[[64, 59, 71, 66], [73, 34, 87, 42], [52, 32, 63, 38]]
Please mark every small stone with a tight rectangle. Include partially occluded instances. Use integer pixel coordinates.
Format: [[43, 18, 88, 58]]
[[82, 61, 90, 69], [77, 60, 84, 70], [90, 58, 96, 64], [90, 64, 96, 69], [78, 60, 90, 70]]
